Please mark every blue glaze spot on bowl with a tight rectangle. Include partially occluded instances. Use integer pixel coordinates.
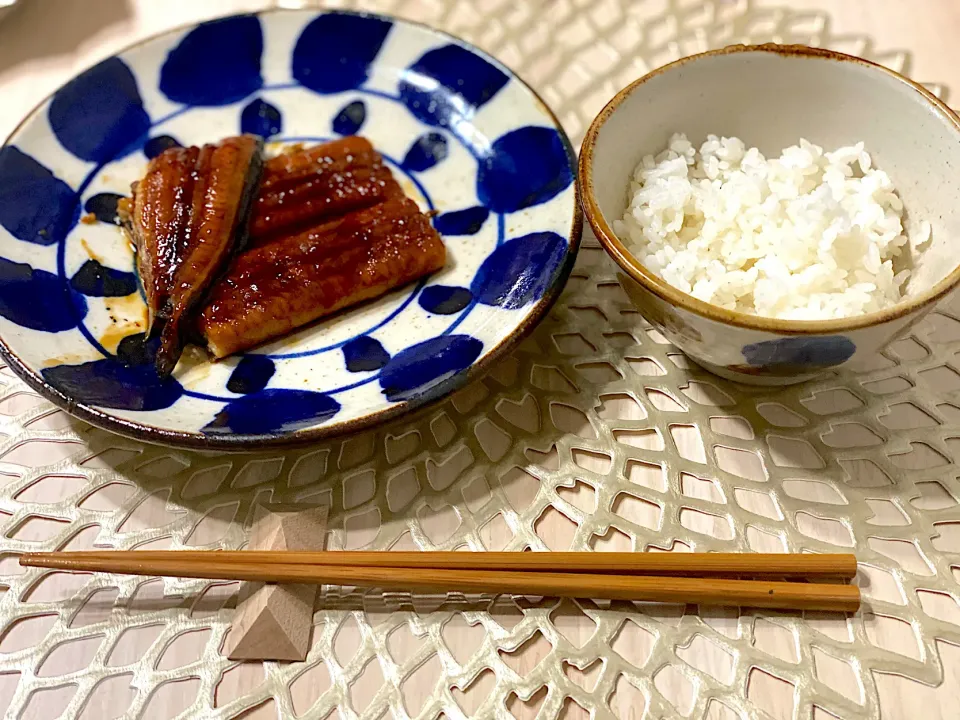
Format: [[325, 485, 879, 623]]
[[477, 126, 573, 213], [402, 133, 448, 173], [143, 135, 182, 159], [380, 335, 483, 402], [0, 258, 86, 332], [332, 100, 366, 136], [472, 232, 566, 309], [70, 260, 138, 298], [419, 285, 473, 314], [399, 44, 508, 128], [343, 336, 390, 373], [226, 355, 276, 394], [741, 335, 857, 370], [0, 147, 78, 247], [160, 15, 264, 106], [49, 57, 151, 164], [204, 389, 341, 434], [293, 12, 392, 95], [240, 98, 283, 139], [433, 206, 489, 236]]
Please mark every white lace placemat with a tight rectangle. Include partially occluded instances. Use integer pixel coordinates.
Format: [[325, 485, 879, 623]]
[[0, 1, 957, 718]]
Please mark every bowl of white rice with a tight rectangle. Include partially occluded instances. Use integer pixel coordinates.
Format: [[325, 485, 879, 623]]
[[579, 44, 960, 385]]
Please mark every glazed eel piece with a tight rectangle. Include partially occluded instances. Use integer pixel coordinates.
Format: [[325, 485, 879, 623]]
[[197, 196, 446, 358], [248, 136, 404, 244], [123, 134, 264, 376]]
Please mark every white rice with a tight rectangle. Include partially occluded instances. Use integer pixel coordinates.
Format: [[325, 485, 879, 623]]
[[614, 133, 931, 320]]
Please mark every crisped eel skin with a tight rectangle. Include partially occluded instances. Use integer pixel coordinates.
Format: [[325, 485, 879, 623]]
[[123, 148, 194, 334], [198, 197, 446, 358], [126, 135, 264, 376], [249, 136, 403, 244]]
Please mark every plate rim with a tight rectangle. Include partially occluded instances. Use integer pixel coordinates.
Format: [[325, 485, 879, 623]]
[[0, 7, 583, 451]]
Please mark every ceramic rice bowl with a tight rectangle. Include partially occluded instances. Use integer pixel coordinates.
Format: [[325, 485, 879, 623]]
[[579, 44, 960, 385]]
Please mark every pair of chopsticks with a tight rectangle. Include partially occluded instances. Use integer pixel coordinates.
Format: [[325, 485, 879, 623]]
[[19, 551, 860, 612]]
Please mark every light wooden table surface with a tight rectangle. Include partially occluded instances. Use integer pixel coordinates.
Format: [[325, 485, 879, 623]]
[[1, 1, 959, 719]]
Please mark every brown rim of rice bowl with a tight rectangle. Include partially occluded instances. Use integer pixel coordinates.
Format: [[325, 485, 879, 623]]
[[579, 43, 960, 335]]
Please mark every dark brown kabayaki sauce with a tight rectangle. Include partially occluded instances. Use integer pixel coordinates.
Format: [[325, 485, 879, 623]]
[[198, 196, 445, 358], [248, 136, 404, 244], [121, 135, 446, 371], [123, 134, 264, 376]]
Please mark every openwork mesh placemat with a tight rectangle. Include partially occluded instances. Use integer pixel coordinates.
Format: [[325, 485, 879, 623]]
[[0, 1, 957, 718]]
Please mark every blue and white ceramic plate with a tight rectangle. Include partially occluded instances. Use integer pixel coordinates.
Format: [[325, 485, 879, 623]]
[[0, 10, 581, 449]]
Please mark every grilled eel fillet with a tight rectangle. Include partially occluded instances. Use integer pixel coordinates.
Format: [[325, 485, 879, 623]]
[[123, 135, 264, 376], [248, 136, 403, 244], [197, 196, 446, 358]]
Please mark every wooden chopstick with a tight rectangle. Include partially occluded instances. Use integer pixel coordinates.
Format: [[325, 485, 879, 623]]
[[18, 554, 860, 612], [19, 551, 858, 579]]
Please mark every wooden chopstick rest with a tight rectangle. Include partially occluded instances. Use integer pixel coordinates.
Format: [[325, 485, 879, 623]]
[[225, 503, 329, 662]]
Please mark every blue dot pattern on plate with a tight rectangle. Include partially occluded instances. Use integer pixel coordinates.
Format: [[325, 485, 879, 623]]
[[332, 100, 366, 136], [0, 147, 78, 247], [399, 44, 509, 129], [42, 334, 183, 411], [49, 57, 151, 164], [227, 355, 276, 394], [380, 335, 483, 402], [402, 133, 449, 173], [419, 285, 473, 315], [204, 389, 341, 434], [292, 13, 392, 95], [741, 336, 857, 369], [240, 98, 283, 139], [84, 194, 125, 226], [116, 333, 155, 366], [0, 257, 87, 332], [70, 260, 138, 298], [143, 135, 182, 159], [472, 232, 567, 308], [432, 206, 489, 236], [160, 15, 264, 106], [477, 127, 574, 213], [343, 336, 391, 373], [0, 10, 579, 444]]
